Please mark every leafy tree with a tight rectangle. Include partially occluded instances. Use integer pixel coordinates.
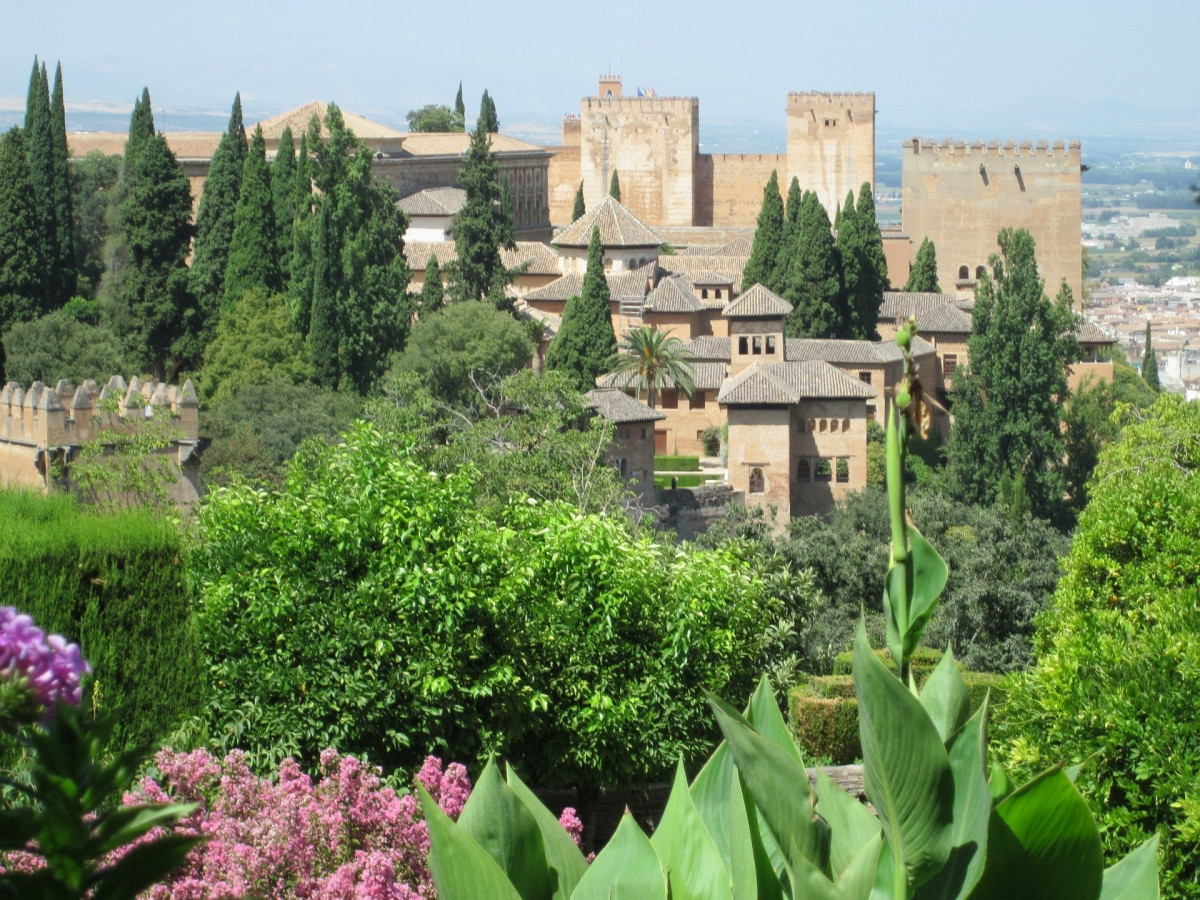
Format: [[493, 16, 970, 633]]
[[270, 125, 296, 274], [405, 103, 464, 132], [96, 88, 154, 306], [904, 236, 942, 292], [742, 170, 784, 292], [1142, 321, 1160, 390], [393, 300, 532, 408], [607, 324, 695, 408], [1, 308, 127, 384], [546, 228, 617, 391], [23, 58, 56, 311], [478, 89, 499, 132], [571, 181, 585, 221], [997, 394, 1200, 896], [1111, 344, 1159, 407], [945, 228, 1078, 521], [68, 151, 120, 297], [118, 131, 196, 378], [783, 190, 843, 338], [454, 81, 465, 121], [418, 253, 445, 315], [48, 62, 76, 303], [223, 126, 281, 308], [189, 93, 248, 342], [0, 127, 45, 330], [1059, 376, 1118, 515], [609, 169, 621, 201], [200, 288, 312, 408], [448, 114, 513, 305]]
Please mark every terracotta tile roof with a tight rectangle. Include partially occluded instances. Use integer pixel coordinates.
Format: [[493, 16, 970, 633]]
[[609, 263, 657, 300], [1077, 320, 1114, 344], [256, 102, 407, 139], [723, 284, 792, 318], [399, 186, 467, 216], [586, 388, 666, 423], [691, 270, 735, 286], [523, 273, 582, 302], [682, 336, 731, 360], [398, 132, 547, 155], [879, 291, 972, 333], [404, 241, 457, 270], [718, 361, 877, 405], [645, 275, 703, 313], [404, 240, 559, 275], [657, 255, 748, 292], [716, 365, 799, 405], [552, 195, 663, 248], [599, 361, 727, 392], [784, 336, 936, 365]]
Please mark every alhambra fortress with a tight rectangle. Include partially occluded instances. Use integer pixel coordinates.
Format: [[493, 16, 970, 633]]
[[1, 75, 1107, 527]]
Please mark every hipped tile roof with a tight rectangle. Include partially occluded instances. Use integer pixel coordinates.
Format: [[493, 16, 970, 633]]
[[399, 186, 467, 216], [723, 284, 792, 318], [717, 361, 877, 405], [585, 388, 666, 423], [552, 195, 663, 248]]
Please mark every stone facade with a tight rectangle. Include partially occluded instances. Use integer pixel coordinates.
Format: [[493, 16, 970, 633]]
[[785, 92, 876, 218]]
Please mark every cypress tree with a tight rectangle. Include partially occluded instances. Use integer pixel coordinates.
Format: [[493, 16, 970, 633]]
[[0, 128, 45, 330], [833, 190, 862, 338], [449, 114, 511, 305], [857, 182, 888, 290], [479, 90, 499, 133], [271, 125, 296, 273], [904, 237, 942, 292], [308, 203, 339, 388], [455, 82, 465, 121], [224, 126, 281, 308], [743, 170, 784, 291], [124, 88, 155, 178], [545, 227, 616, 391], [23, 59, 55, 313], [419, 254, 445, 315], [290, 130, 314, 335], [189, 93, 248, 341], [572, 181, 585, 221], [49, 62, 76, 302], [609, 169, 621, 201], [1142, 322, 1160, 391], [834, 184, 885, 339], [783, 191, 843, 338], [773, 176, 804, 294]]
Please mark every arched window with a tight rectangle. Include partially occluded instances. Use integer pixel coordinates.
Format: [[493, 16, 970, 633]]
[[797, 458, 811, 480], [836, 458, 850, 483], [701, 288, 709, 299], [842, 418, 850, 431], [975, 265, 986, 279], [958, 265, 969, 280], [749, 467, 765, 494], [830, 419, 839, 433]]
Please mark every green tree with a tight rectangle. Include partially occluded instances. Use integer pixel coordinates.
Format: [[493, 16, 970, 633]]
[[546, 227, 617, 391], [405, 103, 464, 132], [290, 129, 314, 332], [307, 203, 338, 387], [1060, 375, 1118, 514], [607, 324, 695, 408], [1, 308, 127, 384], [22, 59, 55, 312], [478, 89, 499, 132], [189, 93, 248, 342], [270, 125, 296, 274], [48, 62, 76, 302], [69, 151, 120, 297], [96, 88, 154, 306], [609, 169, 621, 201], [833, 190, 862, 337], [742, 170, 784, 292], [945, 228, 1078, 521], [454, 81, 465, 121], [418, 253, 445, 315], [1142, 321, 1160, 391], [118, 131, 196, 378], [783, 190, 843, 338], [448, 114, 513, 305], [904, 236, 942, 292], [856, 181, 888, 313], [773, 175, 804, 294], [571, 181, 585, 221], [0, 127, 45, 330], [124, 87, 155, 178], [223, 126, 281, 308]]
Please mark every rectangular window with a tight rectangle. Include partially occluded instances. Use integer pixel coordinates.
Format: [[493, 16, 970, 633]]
[[944, 354, 958, 376], [689, 391, 705, 410], [738, 336, 749, 354], [867, 404, 876, 422], [766, 335, 777, 354], [752, 336, 763, 355], [661, 390, 678, 409], [815, 458, 832, 482], [859, 371, 872, 384], [836, 458, 850, 483]]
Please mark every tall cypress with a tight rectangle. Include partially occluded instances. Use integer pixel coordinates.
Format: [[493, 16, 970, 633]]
[[271, 125, 296, 273], [499, 177, 516, 245], [1142, 322, 1160, 391], [0, 128, 45, 330], [609, 169, 621, 201], [189, 93, 248, 341], [48, 63, 76, 301], [419, 253, 445, 315], [479, 90, 499, 133], [455, 82, 465, 121], [290, 130, 314, 335], [449, 111, 511, 304], [774, 176, 804, 294], [572, 181, 585, 221], [833, 190, 862, 338], [742, 170, 784, 291], [124, 88, 155, 178], [904, 237, 941, 292], [784, 191, 843, 339], [545, 227, 616, 391], [224, 126, 281, 308], [308, 203, 339, 387], [23, 59, 55, 313]]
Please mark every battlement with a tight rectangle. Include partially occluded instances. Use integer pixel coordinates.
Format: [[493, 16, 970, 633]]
[[903, 138, 1081, 160], [582, 96, 699, 114], [787, 92, 876, 113], [0, 375, 199, 450]]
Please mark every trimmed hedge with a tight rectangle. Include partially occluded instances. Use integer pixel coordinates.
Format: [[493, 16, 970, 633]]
[[654, 455, 700, 472], [831, 646, 945, 681], [0, 489, 203, 749]]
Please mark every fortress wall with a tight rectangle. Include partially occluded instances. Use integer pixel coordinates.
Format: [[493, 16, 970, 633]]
[[580, 97, 699, 226], [882, 233, 913, 289], [695, 154, 787, 227], [547, 145, 582, 225], [786, 92, 875, 217], [900, 139, 1082, 305]]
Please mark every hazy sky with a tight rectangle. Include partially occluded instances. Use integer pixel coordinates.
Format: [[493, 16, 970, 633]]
[[2, 0, 1197, 145]]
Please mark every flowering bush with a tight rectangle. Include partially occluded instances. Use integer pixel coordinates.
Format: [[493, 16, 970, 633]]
[[0, 605, 90, 723]]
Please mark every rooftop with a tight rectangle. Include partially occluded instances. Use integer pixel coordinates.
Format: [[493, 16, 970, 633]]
[[399, 186, 467, 217], [723, 284, 792, 318], [585, 388, 666, 423], [552, 195, 663, 249], [717, 361, 877, 405]]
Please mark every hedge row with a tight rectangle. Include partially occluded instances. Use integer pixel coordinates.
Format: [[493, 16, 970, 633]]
[[653, 455, 700, 472], [0, 489, 203, 749]]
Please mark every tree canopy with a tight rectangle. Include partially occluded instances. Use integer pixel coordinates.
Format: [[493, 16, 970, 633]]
[[742, 170, 783, 293], [546, 227, 617, 391], [1, 308, 127, 385], [904, 237, 942, 292], [1142, 321, 1161, 391], [607, 325, 695, 409], [223, 126, 282, 307], [448, 116, 513, 306], [783, 191, 843, 338], [406, 103, 464, 133], [609, 170, 621, 201], [0, 127, 45, 330], [572, 181, 585, 221]]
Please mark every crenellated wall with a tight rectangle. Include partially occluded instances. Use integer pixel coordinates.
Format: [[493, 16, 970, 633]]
[[695, 154, 787, 227], [786, 92, 876, 217]]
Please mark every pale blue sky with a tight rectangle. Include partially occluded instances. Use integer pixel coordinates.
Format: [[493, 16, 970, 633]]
[[2, 0, 1197, 147]]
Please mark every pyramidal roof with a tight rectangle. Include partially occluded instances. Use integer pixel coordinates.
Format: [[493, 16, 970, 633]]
[[552, 195, 663, 249], [723, 284, 792, 318], [255, 102, 406, 140]]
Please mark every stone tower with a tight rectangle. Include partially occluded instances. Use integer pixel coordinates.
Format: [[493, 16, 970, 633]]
[[785, 92, 876, 217]]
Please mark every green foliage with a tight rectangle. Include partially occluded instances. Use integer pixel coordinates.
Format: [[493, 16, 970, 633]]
[[1141, 321, 1160, 391], [223, 126, 281, 309], [1, 308, 127, 384], [45, 62, 77, 304], [455, 82, 465, 120], [743, 170, 784, 294], [572, 181, 585, 221], [783, 191, 843, 339], [449, 115, 514, 305], [289, 130, 314, 329], [833, 184, 886, 339], [945, 228, 1079, 521], [0, 489, 203, 749], [998, 394, 1200, 897], [655, 455, 701, 472], [789, 689, 861, 764], [393, 300, 533, 407], [200, 288, 312, 407], [270, 125, 296, 275], [23, 58, 58, 312], [69, 151, 121, 297], [608, 324, 695, 408], [479, 90, 500, 133], [0, 127, 46, 330], [418, 253, 445, 315], [904, 237, 942, 293], [546, 228, 617, 391], [194, 423, 774, 787], [406, 103, 465, 132], [609, 169, 621, 201]]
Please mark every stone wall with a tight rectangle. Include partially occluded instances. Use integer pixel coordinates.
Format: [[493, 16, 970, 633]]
[[901, 138, 1082, 305], [657, 482, 737, 542], [728, 406, 792, 523], [786, 93, 876, 217], [694, 153, 787, 227], [547, 144, 582, 225], [881, 232, 912, 289], [609, 422, 657, 501], [790, 398, 867, 518], [653, 389, 725, 457]]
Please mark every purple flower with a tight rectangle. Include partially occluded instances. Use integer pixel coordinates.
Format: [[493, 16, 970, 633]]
[[0, 607, 91, 718]]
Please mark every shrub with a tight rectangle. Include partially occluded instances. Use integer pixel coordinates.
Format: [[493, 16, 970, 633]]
[[0, 489, 202, 749], [788, 690, 860, 764], [653, 455, 700, 472], [831, 646, 944, 680]]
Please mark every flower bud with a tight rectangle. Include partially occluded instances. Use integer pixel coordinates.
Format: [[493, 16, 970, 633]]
[[896, 388, 911, 411], [896, 327, 911, 350]]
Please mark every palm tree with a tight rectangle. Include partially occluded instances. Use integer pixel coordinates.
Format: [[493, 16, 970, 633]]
[[607, 325, 695, 408]]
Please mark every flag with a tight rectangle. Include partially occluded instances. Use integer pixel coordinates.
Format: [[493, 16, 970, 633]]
[[636, 86, 646, 97]]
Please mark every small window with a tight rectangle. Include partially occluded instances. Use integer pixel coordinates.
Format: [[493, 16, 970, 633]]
[[701, 288, 709, 299], [944, 354, 958, 376], [798, 458, 811, 480], [830, 419, 839, 433], [752, 336, 763, 355], [641, 427, 646, 439], [689, 391, 705, 410], [766, 335, 776, 354], [819, 419, 827, 432], [975, 265, 986, 279], [696, 429, 705, 440], [958, 265, 969, 280], [815, 459, 832, 482], [738, 336, 749, 354], [807, 419, 816, 432], [749, 467, 765, 494], [858, 371, 872, 385], [661, 389, 678, 409], [842, 418, 850, 431], [715, 289, 722, 299], [867, 404, 876, 422], [836, 458, 850, 483]]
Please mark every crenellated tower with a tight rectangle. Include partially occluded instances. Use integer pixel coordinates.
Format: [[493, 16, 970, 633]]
[[785, 92, 876, 217]]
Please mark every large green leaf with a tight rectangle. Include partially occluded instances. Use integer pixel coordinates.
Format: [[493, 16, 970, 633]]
[[507, 766, 589, 900], [746, 675, 806, 768], [970, 768, 1103, 900], [572, 812, 667, 900], [692, 742, 737, 874], [787, 833, 844, 900], [854, 626, 954, 890], [709, 692, 830, 877], [915, 703, 990, 900], [1099, 835, 1160, 900], [986, 763, 1014, 807], [918, 651, 970, 745], [420, 784, 524, 900], [651, 760, 733, 900], [732, 769, 784, 900], [883, 526, 949, 666], [837, 832, 884, 900], [815, 770, 881, 878], [458, 758, 552, 900]]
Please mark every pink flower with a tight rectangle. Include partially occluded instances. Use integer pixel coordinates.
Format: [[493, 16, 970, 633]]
[[558, 807, 583, 846], [0, 607, 90, 719]]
